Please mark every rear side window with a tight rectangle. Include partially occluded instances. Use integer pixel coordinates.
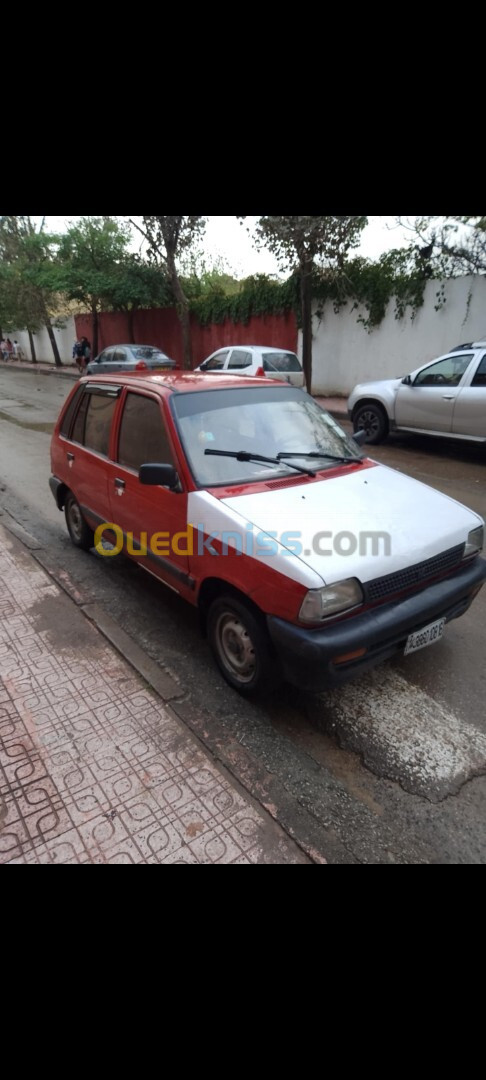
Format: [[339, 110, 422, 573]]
[[471, 356, 486, 387], [71, 389, 118, 456], [263, 352, 302, 372], [60, 385, 84, 437], [228, 349, 252, 369], [118, 393, 175, 471]]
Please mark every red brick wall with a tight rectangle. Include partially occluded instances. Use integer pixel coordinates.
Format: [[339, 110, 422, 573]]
[[75, 308, 298, 367]]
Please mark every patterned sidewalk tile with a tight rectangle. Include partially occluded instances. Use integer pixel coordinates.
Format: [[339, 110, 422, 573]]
[[0, 526, 309, 865]]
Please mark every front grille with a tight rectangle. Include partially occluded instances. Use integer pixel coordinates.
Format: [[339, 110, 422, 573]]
[[363, 544, 465, 603]]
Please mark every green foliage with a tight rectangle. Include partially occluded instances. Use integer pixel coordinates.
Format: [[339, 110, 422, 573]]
[[312, 250, 428, 331], [187, 257, 428, 332], [190, 273, 299, 326], [251, 215, 368, 271], [0, 216, 60, 332], [396, 216, 486, 279]]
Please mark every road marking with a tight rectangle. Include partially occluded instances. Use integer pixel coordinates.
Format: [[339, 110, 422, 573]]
[[316, 665, 486, 801]]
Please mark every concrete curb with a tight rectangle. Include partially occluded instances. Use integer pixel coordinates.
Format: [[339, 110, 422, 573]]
[[0, 361, 78, 380]]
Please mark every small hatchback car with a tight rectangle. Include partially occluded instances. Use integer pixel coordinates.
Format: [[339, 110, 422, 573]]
[[50, 372, 486, 694], [194, 345, 304, 387]]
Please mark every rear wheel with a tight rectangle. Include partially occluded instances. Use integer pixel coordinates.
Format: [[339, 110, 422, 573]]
[[207, 594, 279, 695], [65, 493, 94, 551], [353, 402, 388, 444]]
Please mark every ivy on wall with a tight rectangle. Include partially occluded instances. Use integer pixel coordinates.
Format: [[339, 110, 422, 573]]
[[188, 255, 429, 332], [190, 273, 300, 326]]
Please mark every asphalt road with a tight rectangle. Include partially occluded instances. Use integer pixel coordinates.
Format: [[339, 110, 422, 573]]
[[1, 366, 485, 863]]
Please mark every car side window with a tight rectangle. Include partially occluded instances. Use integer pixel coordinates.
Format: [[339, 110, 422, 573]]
[[98, 348, 115, 364], [114, 348, 128, 363], [471, 356, 486, 387], [204, 351, 229, 371], [118, 392, 175, 472], [71, 389, 118, 456], [228, 349, 252, 369], [414, 354, 473, 387], [60, 385, 84, 438]]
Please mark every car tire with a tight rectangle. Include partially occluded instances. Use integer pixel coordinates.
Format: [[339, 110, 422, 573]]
[[65, 493, 94, 551], [207, 594, 280, 695], [353, 402, 388, 444]]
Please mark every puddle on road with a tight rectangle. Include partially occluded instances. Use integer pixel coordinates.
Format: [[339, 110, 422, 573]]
[[0, 409, 53, 433]]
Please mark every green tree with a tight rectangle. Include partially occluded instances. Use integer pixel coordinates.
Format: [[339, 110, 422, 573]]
[[244, 216, 367, 390], [48, 217, 134, 357], [396, 216, 486, 277], [130, 217, 206, 369], [0, 216, 64, 366], [106, 255, 172, 342]]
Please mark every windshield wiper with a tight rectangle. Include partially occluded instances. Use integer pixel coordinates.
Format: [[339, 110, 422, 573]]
[[277, 451, 361, 465], [204, 448, 316, 477]]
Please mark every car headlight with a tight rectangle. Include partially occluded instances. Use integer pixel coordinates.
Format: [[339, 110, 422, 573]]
[[299, 578, 364, 623], [464, 525, 484, 558]]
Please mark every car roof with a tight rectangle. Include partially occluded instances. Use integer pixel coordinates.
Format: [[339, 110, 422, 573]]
[[211, 344, 296, 353], [101, 344, 166, 350], [81, 371, 295, 394]]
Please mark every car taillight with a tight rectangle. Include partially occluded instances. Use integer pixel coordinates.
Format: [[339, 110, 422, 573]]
[[135, 360, 148, 370], [254, 366, 266, 377]]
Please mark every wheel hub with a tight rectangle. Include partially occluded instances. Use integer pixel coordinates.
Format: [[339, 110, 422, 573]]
[[217, 613, 256, 682]]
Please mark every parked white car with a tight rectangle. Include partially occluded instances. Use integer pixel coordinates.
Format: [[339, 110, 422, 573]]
[[195, 345, 304, 387], [348, 342, 486, 444]]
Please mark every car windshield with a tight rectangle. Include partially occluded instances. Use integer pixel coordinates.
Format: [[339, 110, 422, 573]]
[[262, 351, 302, 372], [171, 387, 361, 486]]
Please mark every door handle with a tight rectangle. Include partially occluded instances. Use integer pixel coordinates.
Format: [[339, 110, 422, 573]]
[[67, 452, 75, 461], [442, 395, 454, 400], [114, 477, 125, 489]]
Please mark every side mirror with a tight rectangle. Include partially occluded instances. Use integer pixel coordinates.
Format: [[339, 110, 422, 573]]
[[401, 374, 412, 385], [139, 463, 180, 490], [352, 428, 367, 447]]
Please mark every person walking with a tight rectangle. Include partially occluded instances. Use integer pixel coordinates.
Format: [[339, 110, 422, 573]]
[[5, 339, 14, 361], [80, 336, 91, 370]]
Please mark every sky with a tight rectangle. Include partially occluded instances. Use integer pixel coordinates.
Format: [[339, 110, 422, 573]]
[[36, 215, 414, 278]]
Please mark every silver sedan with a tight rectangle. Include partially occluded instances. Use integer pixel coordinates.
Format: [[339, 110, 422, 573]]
[[87, 344, 177, 375]]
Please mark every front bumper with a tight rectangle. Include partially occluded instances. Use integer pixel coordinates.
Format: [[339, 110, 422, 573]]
[[266, 556, 486, 691]]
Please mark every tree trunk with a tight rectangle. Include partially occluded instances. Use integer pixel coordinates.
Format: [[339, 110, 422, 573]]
[[45, 318, 62, 367], [300, 259, 313, 392], [168, 257, 192, 369], [91, 307, 99, 358], [28, 331, 37, 364]]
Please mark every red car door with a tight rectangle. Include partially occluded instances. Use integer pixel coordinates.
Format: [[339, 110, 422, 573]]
[[59, 383, 120, 529], [104, 387, 193, 599]]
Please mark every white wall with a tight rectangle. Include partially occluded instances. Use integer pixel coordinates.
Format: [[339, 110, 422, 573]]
[[305, 275, 486, 396], [8, 315, 76, 364]]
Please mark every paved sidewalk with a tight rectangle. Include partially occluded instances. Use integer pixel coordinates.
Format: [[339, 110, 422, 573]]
[[0, 524, 309, 864], [0, 359, 78, 379], [314, 396, 348, 418]]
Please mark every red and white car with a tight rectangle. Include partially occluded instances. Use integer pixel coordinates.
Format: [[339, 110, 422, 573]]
[[49, 371, 486, 694]]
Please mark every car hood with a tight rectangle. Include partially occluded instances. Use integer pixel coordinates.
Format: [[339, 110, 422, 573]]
[[349, 377, 402, 399], [214, 462, 483, 586]]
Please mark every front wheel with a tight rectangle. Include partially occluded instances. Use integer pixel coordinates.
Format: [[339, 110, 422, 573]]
[[65, 493, 94, 551], [353, 402, 388, 445], [207, 594, 279, 695]]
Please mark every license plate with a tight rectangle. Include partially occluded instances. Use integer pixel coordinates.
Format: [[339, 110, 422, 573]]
[[404, 618, 445, 655]]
